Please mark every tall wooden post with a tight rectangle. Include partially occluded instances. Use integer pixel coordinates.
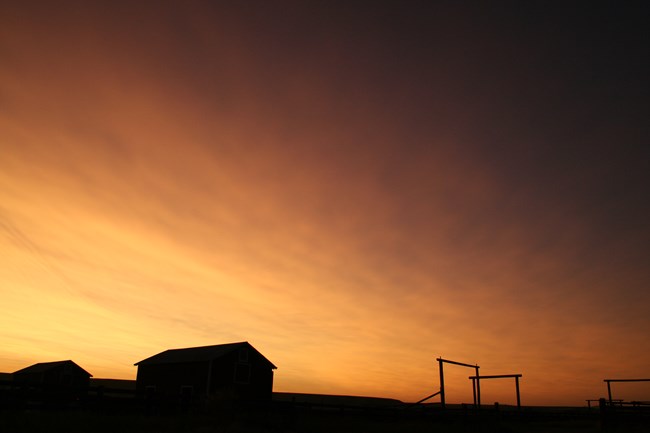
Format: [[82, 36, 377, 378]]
[[515, 376, 521, 409], [475, 365, 481, 408], [439, 358, 445, 409], [606, 381, 612, 405], [472, 377, 477, 407]]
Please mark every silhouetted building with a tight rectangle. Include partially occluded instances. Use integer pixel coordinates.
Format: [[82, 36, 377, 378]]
[[12, 360, 92, 402], [13, 360, 92, 388], [134, 341, 276, 406]]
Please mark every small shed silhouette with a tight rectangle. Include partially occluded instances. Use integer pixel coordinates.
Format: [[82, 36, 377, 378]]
[[12, 360, 92, 402], [13, 360, 92, 388], [134, 342, 276, 404]]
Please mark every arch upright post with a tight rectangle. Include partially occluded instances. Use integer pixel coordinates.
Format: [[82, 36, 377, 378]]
[[475, 364, 481, 408], [438, 357, 445, 409]]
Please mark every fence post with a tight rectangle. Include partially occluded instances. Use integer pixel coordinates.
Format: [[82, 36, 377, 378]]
[[439, 358, 445, 410], [606, 381, 611, 405], [475, 365, 481, 408], [515, 376, 521, 409], [472, 378, 477, 408]]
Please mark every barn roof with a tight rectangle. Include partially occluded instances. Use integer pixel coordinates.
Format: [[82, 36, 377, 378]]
[[13, 360, 92, 377], [134, 341, 277, 369]]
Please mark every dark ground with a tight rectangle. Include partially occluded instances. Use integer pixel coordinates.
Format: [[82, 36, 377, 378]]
[[1, 404, 649, 433]]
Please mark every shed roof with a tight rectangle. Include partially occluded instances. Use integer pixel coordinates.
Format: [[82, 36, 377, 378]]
[[13, 360, 92, 377], [134, 341, 277, 369]]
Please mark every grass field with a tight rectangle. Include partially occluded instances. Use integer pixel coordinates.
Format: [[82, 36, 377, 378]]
[[2, 404, 649, 433]]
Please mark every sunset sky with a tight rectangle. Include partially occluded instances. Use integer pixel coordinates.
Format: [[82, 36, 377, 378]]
[[1, 2, 648, 406]]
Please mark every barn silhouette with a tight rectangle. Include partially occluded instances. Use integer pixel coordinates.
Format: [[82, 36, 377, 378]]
[[134, 341, 276, 405]]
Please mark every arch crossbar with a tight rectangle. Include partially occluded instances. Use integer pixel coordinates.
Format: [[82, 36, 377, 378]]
[[436, 357, 480, 409], [603, 378, 650, 405], [468, 374, 523, 409]]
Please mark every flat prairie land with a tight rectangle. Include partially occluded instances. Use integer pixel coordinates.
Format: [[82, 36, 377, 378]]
[[1, 405, 649, 433]]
